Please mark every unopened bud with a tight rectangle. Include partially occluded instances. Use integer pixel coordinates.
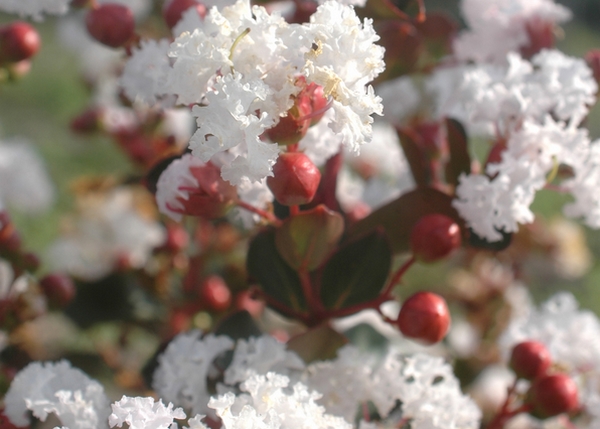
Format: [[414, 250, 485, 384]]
[[0, 22, 40, 63], [267, 152, 321, 206], [510, 341, 552, 380], [410, 213, 461, 263], [39, 273, 76, 308], [199, 275, 231, 312], [396, 291, 450, 345], [529, 373, 579, 418], [86, 3, 135, 48]]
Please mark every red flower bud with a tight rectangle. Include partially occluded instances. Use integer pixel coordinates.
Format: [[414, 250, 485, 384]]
[[396, 291, 450, 345], [86, 4, 135, 48], [0, 22, 40, 63], [163, 0, 206, 29], [162, 224, 190, 253], [39, 273, 76, 308], [510, 341, 552, 380], [267, 152, 321, 206], [410, 213, 461, 263], [266, 103, 311, 146], [199, 275, 231, 312], [529, 373, 579, 418], [520, 18, 555, 59], [70, 108, 102, 134]]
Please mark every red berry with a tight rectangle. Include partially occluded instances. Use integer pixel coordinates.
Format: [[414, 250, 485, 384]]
[[39, 273, 76, 308], [163, 0, 206, 29], [529, 373, 579, 418], [396, 291, 450, 345], [510, 341, 552, 380], [267, 152, 321, 206], [86, 4, 135, 48], [0, 22, 40, 63], [199, 275, 231, 312], [410, 213, 461, 263]]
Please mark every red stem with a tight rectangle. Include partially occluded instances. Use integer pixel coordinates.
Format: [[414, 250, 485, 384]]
[[383, 256, 416, 297]]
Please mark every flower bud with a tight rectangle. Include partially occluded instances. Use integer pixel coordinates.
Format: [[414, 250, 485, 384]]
[[267, 152, 321, 206], [585, 49, 600, 89], [0, 22, 40, 63], [396, 291, 450, 345], [410, 213, 461, 263], [529, 373, 579, 418], [163, 0, 207, 29], [161, 224, 190, 253], [39, 273, 76, 308], [510, 341, 552, 380], [199, 275, 231, 312], [70, 108, 102, 134], [86, 4, 135, 48], [520, 18, 555, 59], [266, 104, 311, 146]]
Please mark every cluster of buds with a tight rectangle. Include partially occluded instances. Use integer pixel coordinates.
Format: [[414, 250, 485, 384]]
[[510, 341, 580, 419]]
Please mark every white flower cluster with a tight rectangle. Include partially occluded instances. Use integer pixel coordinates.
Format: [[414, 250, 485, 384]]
[[454, 0, 571, 63], [46, 187, 166, 281], [429, 49, 598, 241], [4, 332, 480, 429], [0, 0, 70, 19], [120, 0, 384, 186], [3, 360, 110, 429]]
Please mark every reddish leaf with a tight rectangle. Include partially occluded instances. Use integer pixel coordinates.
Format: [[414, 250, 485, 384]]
[[445, 118, 471, 187]]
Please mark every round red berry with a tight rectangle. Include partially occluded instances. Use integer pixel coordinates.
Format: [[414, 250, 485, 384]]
[[163, 0, 206, 29], [510, 341, 552, 380], [410, 213, 461, 263], [396, 291, 450, 345], [199, 275, 231, 312], [529, 373, 579, 418], [86, 4, 135, 48], [39, 273, 76, 308], [267, 152, 321, 206], [0, 22, 40, 63]]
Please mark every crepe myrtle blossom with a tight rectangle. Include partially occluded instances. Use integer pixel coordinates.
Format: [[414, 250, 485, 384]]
[[120, 0, 384, 186], [0, 0, 70, 19], [454, 0, 571, 64]]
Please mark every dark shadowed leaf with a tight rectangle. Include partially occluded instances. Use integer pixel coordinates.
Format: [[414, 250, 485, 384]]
[[397, 127, 431, 187], [445, 118, 471, 187], [319, 230, 391, 310], [247, 229, 307, 313], [468, 228, 513, 251]]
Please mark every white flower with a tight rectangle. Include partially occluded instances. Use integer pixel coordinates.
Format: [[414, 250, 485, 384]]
[[0, 138, 54, 213], [47, 187, 165, 281], [228, 177, 273, 228], [0, 0, 69, 18], [153, 331, 234, 416], [377, 76, 421, 126], [108, 396, 186, 429], [3, 360, 110, 429], [224, 335, 305, 385], [120, 39, 172, 105], [454, 0, 571, 64]]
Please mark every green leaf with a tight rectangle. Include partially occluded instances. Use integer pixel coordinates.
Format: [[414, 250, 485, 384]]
[[213, 310, 262, 341], [319, 230, 391, 310], [275, 205, 344, 271], [346, 187, 464, 254], [445, 118, 471, 186], [287, 324, 347, 363], [247, 229, 307, 313]]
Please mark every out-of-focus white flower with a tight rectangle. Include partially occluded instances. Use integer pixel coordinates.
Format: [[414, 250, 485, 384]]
[[153, 331, 234, 416], [108, 396, 186, 429], [454, 0, 571, 64], [47, 187, 165, 281], [377, 76, 421, 126], [337, 121, 414, 213], [0, 138, 54, 213], [0, 0, 70, 19], [228, 177, 273, 228], [224, 335, 305, 385], [4, 360, 110, 429], [120, 39, 172, 106]]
